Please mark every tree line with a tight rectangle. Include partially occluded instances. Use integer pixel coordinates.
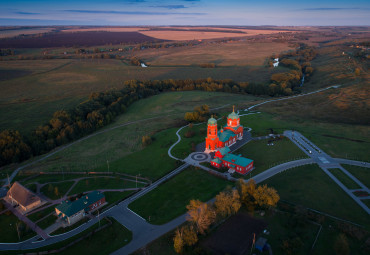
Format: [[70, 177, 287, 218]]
[[0, 45, 318, 167], [267, 44, 317, 96], [173, 179, 279, 253]]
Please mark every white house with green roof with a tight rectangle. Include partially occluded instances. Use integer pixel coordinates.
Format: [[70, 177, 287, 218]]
[[55, 191, 106, 225]]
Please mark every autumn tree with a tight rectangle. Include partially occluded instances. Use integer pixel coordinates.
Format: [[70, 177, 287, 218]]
[[54, 187, 59, 197], [236, 179, 257, 211], [182, 225, 198, 246], [186, 200, 216, 234], [173, 228, 184, 254], [253, 184, 280, 208], [142, 135, 152, 147], [214, 189, 241, 217]]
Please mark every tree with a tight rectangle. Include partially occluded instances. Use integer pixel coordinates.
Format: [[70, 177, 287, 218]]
[[334, 234, 350, 255], [173, 228, 184, 254], [214, 189, 241, 217], [236, 179, 256, 211], [54, 187, 59, 197], [142, 135, 152, 147], [182, 225, 198, 246], [186, 200, 216, 234], [253, 184, 280, 208]]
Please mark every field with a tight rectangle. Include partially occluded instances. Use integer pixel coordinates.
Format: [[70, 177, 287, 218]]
[[235, 137, 308, 177], [342, 165, 370, 187], [128, 167, 232, 224], [0, 31, 158, 48], [239, 112, 370, 162], [328, 168, 361, 190], [263, 164, 370, 228], [12, 91, 258, 180]]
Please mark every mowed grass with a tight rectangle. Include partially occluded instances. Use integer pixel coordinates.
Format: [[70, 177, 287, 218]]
[[40, 181, 74, 200], [263, 164, 370, 228], [235, 137, 308, 177], [328, 168, 361, 190], [240, 112, 370, 162], [342, 164, 370, 187], [68, 177, 145, 195], [57, 218, 132, 255], [1, 217, 131, 255], [128, 167, 232, 224], [0, 212, 36, 242]]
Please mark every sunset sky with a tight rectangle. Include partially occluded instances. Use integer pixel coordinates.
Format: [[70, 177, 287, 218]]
[[0, 0, 369, 26]]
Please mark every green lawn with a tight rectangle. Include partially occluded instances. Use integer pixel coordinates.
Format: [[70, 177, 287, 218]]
[[68, 177, 145, 195], [1, 217, 131, 255], [28, 205, 55, 222], [263, 164, 370, 229], [171, 123, 207, 159], [235, 137, 308, 177], [342, 164, 370, 187], [40, 181, 74, 200], [129, 167, 232, 224], [0, 212, 36, 242], [240, 112, 370, 162], [37, 214, 58, 229], [25, 183, 37, 193], [328, 169, 361, 190], [16, 174, 88, 185], [104, 191, 135, 205]]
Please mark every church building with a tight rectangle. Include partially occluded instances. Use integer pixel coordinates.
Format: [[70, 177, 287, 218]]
[[205, 107, 243, 152], [205, 107, 254, 175]]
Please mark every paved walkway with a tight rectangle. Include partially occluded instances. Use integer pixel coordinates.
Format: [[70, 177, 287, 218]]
[[284, 130, 370, 215]]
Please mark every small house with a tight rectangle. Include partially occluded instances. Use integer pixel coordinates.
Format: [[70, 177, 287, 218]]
[[5, 182, 43, 214], [55, 191, 106, 225]]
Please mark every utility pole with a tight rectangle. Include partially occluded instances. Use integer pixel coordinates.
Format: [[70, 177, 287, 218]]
[[107, 160, 110, 173]]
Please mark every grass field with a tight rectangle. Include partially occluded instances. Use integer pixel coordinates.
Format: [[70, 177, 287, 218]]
[[0, 212, 36, 242], [28, 205, 55, 222], [240, 112, 370, 162], [37, 214, 58, 229], [128, 167, 231, 224], [68, 177, 144, 195], [263, 164, 370, 228], [235, 137, 308, 177], [342, 164, 370, 187], [328, 168, 361, 190], [0, 217, 131, 255], [13, 91, 259, 181], [40, 181, 74, 200], [0, 55, 266, 134]]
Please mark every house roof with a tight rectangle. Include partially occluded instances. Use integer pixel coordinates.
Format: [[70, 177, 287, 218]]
[[218, 130, 235, 142], [7, 182, 41, 207], [218, 146, 231, 156], [222, 154, 253, 167], [56, 191, 104, 217], [211, 158, 222, 164]]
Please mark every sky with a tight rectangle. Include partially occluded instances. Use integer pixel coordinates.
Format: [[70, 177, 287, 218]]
[[0, 0, 369, 26]]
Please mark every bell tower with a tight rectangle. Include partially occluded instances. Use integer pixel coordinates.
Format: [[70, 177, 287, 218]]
[[205, 116, 219, 152]]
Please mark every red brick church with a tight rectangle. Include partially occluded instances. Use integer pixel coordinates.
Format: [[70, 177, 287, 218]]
[[205, 107, 254, 175], [205, 106, 244, 152]]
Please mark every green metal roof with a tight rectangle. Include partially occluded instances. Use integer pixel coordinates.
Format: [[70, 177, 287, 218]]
[[207, 117, 217, 125], [223, 154, 253, 167], [56, 191, 104, 217], [218, 147, 231, 156], [211, 158, 222, 164], [228, 111, 239, 120], [218, 130, 235, 142]]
